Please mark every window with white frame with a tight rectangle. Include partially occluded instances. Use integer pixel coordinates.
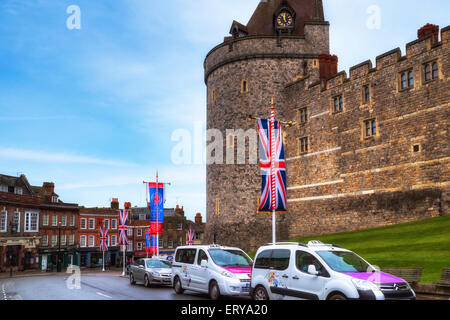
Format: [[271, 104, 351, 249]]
[[25, 212, 39, 232], [14, 187, 23, 195], [42, 234, 49, 246], [168, 237, 173, 248], [61, 235, 66, 246], [69, 234, 74, 245], [127, 228, 133, 236], [61, 215, 67, 227], [52, 215, 58, 226], [1, 210, 7, 232], [104, 219, 109, 230], [80, 235, 87, 247], [137, 242, 143, 250], [88, 235, 95, 247], [51, 235, 57, 247], [89, 218, 95, 229], [127, 241, 133, 251], [43, 214, 49, 226], [0, 185, 7, 192], [137, 229, 142, 237], [111, 235, 117, 246], [13, 211, 20, 232], [111, 219, 117, 230], [70, 215, 75, 227], [51, 196, 58, 203], [177, 223, 183, 230], [159, 238, 163, 248], [80, 218, 87, 229]]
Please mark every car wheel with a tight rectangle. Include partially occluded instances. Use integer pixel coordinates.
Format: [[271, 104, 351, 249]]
[[144, 275, 151, 288], [174, 277, 184, 294], [130, 273, 136, 285], [209, 281, 221, 301], [253, 286, 269, 300], [328, 293, 347, 300]]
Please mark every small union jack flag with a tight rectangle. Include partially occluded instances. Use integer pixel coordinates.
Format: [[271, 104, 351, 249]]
[[100, 226, 108, 252], [119, 209, 128, 245], [187, 229, 194, 246]]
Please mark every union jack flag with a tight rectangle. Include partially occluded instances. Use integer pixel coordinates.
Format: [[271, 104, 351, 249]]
[[187, 229, 194, 246], [100, 226, 109, 252], [119, 210, 128, 245], [257, 118, 287, 212]]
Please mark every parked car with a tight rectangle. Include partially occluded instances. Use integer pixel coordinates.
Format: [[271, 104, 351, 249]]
[[250, 241, 416, 300], [172, 244, 253, 300], [129, 258, 173, 287]]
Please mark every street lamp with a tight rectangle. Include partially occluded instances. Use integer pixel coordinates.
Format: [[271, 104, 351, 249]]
[[57, 221, 62, 272]]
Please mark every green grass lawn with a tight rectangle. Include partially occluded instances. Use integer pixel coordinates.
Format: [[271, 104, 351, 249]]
[[250, 215, 450, 283]]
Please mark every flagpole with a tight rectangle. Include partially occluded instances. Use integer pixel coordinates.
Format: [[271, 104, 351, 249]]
[[270, 97, 277, 245], [102, 250, 105, 272], [122, 244, 125, 276]]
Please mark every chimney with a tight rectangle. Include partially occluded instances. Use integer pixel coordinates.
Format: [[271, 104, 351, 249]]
[[43, 182, 55, 194], [418, 23, 439, 43], [124, 202, 132, 209], [111, 198, 119, 210], [195, 213, 202, 224], [319, 53, 338, 81]]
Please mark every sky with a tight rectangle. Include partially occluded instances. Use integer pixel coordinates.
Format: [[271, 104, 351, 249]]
[[0, 0, 448, 222]]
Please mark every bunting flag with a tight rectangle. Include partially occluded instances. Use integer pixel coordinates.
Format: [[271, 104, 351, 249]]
[[118, 209, 128, 245], [150, 235, 158, 254], [149, 182, 164, 235], [187, 229, 194, 246], [257, 118, 287, 212], [145, 231, 151, 250], [100, 226, 109, 252]]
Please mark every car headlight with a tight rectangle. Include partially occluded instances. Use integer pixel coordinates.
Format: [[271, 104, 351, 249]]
[[351, 278, 379, 291], [221, 270, 235, 278], [151, 271, 160, 277]]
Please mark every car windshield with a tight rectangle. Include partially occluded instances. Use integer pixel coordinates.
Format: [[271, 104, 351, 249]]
[[316, 251, 370, 273], [208, 249, 252, 267], [146, 260, 172, 269]]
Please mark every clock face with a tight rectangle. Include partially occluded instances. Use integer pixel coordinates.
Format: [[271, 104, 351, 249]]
[[276, 11, 294, 28]]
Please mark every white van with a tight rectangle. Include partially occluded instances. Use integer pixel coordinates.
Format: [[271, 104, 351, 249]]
[[172, 245, 253, 300], [251, 241, 416, 300]]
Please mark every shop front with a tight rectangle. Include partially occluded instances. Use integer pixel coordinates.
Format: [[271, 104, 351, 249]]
[[0, 237, 40, 272], [39, 248, 80, 271]]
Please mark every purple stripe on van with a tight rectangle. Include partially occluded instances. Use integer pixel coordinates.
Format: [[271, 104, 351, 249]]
[[343, 272, 405, 284], [221, 267, 252, 274]]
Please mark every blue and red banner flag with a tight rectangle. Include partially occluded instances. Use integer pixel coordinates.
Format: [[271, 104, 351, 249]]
[[149, 182, 164, 235], [119, 210, 128, 245], [257, 118, 287, 212], [187, 229, 194, 246], [150, 235, 158, 254], [145, 231, 151, 249], [100, 226, 109, 252]]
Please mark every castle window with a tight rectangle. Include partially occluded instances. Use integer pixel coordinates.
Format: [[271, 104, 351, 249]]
[[298, 137, 309, 154], [215, 198, 220, 215], [241, 80, 248, 93], [432, 62, 438, 79], [299, 108, 308, 124], [424, 64, 431, 81], [412, 144, 421, 153], [333, 95, 343, 113], [363, 86, 370, 103], [364, 119, 377, 138], [400, 70, 414, 90], [211, 89, 216, 102]]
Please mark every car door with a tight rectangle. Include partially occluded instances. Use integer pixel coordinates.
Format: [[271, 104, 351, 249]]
[[287, 251, 328, 300], [179, 249, 197, 289], [135, 259, 145, 282], [190, 249, 209, 292]]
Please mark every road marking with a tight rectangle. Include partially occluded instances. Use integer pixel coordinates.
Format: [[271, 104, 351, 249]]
[[96, 292, 112, 299]]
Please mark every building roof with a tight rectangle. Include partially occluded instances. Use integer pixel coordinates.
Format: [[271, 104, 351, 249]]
[[237, 0, 325, 37]]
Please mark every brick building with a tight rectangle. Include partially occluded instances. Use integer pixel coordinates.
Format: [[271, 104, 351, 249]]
[[205, 0, 449, 250], [0, 174, 78, 272], [78, 199, 120, 268], [187, 213, 206, 245], [33, 182, 79, 271]]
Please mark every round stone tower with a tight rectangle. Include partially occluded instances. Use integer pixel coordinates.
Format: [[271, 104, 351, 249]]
[[205, 0, 330, 251]]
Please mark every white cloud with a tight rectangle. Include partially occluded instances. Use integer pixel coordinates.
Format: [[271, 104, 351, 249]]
[[0, 147, 134, 166]]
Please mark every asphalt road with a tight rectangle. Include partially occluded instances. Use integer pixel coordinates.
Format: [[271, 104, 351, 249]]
[[0, 271, 213, 300]]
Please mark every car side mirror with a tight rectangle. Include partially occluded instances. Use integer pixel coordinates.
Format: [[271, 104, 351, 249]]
[[201, 260, 208, 268], [139, 265, 144, 269], [307, 265, 319, 276]]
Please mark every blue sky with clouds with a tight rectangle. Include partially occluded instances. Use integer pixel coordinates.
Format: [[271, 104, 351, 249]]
[[0, 0, 448, 221]]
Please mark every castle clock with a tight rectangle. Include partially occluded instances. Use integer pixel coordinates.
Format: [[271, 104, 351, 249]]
[[275, 8, 295, 34]]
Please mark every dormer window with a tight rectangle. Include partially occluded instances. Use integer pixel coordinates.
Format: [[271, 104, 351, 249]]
[[52, 196, 58, 203], [14, 187, 23, 195], [0, 185, 7, 192]]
